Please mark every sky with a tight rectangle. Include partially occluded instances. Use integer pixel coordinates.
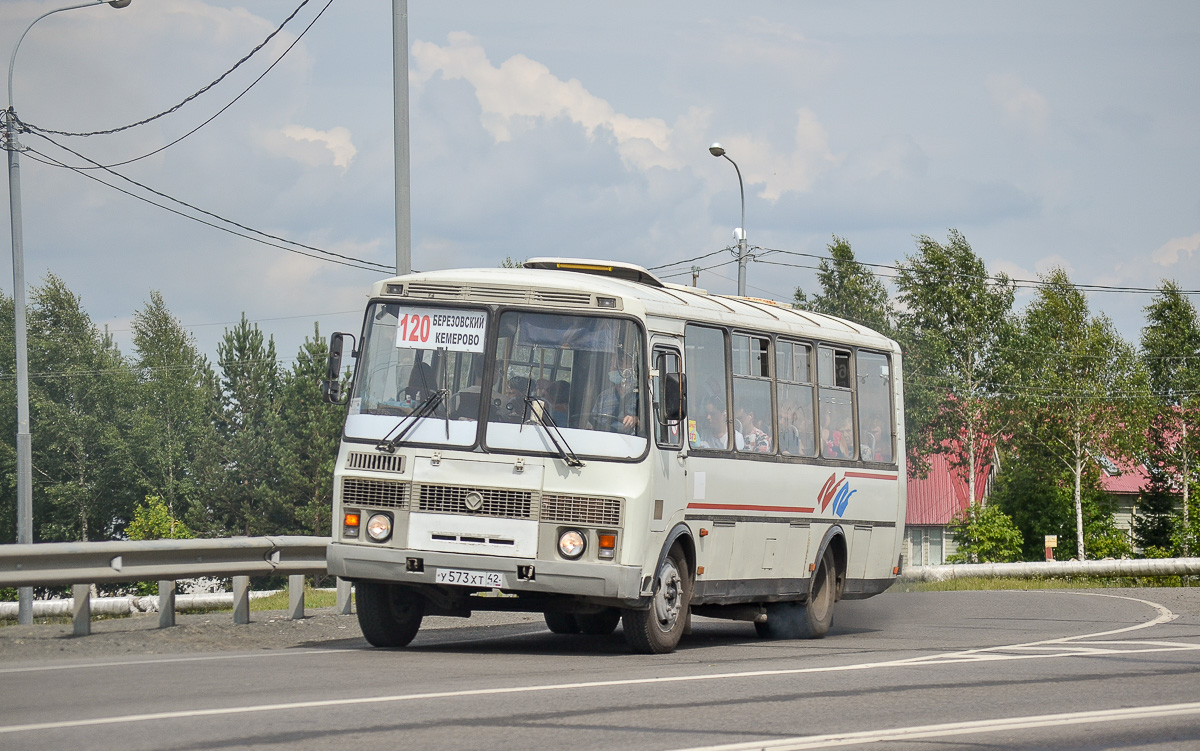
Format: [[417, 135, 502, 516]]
[[1, 0, 1198, 366]]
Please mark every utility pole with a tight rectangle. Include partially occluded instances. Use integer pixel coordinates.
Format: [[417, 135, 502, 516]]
[[393, 0, 411, 275]]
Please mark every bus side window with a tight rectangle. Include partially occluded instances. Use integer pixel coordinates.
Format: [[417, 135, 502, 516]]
[[856, 351, 894, 463], [653, 348, 684, 448], [684, 325, 730, 450], [733, 334, 773, 454], [818, 346, 855, 460], [777, 340, 816, 457]]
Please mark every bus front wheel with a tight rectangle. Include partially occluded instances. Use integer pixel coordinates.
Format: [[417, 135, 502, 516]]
[[623, 545, 691, 654], [356, 582, 425, 647]]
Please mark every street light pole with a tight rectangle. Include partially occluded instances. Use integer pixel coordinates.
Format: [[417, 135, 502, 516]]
[[6, 0, 131, 625], [708, 142, 747, 297]]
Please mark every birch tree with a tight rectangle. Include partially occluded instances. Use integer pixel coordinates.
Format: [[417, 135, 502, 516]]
[[1009, 268, 1147, 560], [894, 229, 1014, 501]]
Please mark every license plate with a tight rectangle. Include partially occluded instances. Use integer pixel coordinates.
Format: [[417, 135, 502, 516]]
[[435, 568, 505, 588]]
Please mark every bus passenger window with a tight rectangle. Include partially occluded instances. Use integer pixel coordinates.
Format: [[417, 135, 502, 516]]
[[733, 334, 773, 454], [685, 325, 730, 450], [777, 340, 815, 457], [818, 346, 854, 460], [856, 351, 894, 463]]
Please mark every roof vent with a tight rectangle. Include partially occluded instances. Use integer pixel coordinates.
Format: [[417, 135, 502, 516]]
[[523, 257, 665, 288]]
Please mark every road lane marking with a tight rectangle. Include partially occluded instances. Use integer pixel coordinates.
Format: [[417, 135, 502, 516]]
[[1, 591, 1193, 735], [665, 701, 1200, 750], [0, 649, 345, 675]]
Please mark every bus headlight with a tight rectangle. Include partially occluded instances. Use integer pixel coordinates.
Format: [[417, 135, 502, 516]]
[[366, 513, 393, 542], [558, 529, 586, 559]]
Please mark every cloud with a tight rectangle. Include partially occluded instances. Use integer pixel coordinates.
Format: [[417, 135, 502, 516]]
[[277, 125, 358, 170], [1152, 232, 1200, 267], [987, 73, 1049, 135], [411, 32, 836, 200]]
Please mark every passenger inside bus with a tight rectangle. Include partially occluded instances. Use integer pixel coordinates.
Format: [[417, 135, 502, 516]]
[[696, 397, 743, 450], [589, 354, 639, 434], [399, 360, 436, 409]]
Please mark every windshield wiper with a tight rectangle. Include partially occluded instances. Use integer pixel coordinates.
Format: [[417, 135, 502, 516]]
[[376, 388, 448, 453], [522, 396, 584, 468]]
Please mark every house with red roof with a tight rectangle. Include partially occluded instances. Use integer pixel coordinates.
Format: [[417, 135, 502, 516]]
[[904, 452, 992, 565]]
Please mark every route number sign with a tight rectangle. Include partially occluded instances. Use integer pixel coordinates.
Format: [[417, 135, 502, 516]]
[[394, 307, 487, 353]]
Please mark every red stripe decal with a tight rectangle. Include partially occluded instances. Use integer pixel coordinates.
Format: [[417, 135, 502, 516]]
[[687, 503, 816, 514], [845, 472, 898, 481]]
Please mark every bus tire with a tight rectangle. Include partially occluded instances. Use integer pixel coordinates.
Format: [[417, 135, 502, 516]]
[[799, 547, 837, 639], [755, 547, 837, 640], [576, 608, 622, 635], [356, 582, 424, 648], [544, 611, 581, 634], [622, 545, 691, 654]]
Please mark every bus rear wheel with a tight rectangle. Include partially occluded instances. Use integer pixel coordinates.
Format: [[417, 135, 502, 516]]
[[356, 582, 425, 647], [623, 545, 691, 654], [544, 611, 581, 634], [754, 547, 836, 640], [576, 608, 622, 635]]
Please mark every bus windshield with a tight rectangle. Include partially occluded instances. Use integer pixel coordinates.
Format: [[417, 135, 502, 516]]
[[485, 310, 646, 460], [346, 303, 488, 448], [345, 303, 647, 459]]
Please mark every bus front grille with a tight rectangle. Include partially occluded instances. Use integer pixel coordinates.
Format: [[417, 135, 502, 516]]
[[342, 477, 410, 509], [345, 451, 405, 474], [418, 484, 534, 519], [541, 494, 622, 526]]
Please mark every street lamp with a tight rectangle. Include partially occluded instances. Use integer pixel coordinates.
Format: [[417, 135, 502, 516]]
[[6, 0, 132, 626], [708, 142, 748, 297]]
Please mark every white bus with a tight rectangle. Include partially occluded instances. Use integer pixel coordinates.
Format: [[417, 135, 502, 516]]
[[324, 258, 905, 653]]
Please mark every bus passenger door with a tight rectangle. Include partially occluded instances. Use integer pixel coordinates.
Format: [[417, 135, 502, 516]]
[[649, 342, 686, 534]]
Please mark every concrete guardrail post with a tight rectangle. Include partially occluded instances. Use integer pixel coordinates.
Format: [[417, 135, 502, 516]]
[[336, 577, 352, 615], [232, 575, 251, 625], [72, 583, 91, 637], [288, 574, 305, 620], [158, 580, 176, 628]]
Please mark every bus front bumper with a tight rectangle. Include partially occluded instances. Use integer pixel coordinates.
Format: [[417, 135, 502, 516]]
[[327, 541, 646, 603]]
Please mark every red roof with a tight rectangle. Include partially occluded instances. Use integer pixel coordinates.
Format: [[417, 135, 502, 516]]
[[906, 453, 991, 526], [1098, 455, 1149, 495]]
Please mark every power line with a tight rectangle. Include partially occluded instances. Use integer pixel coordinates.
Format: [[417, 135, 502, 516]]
[[24, 141, 392, 273], [19, 0, 322, 139]]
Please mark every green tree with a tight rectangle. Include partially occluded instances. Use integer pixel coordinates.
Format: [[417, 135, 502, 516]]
[[277, 325, 342, 536], [793, 236, 893, 335], [1006, 268, 1147, 560], [129, 291, 219, 530], [1140, 280, 1200, 555], [894, 230, 1014, 500], [210, 315, 286, 536], [126, 495, 193, 541], [946, 504, 1023, 563], [27, 276, 141, 541], [1136, 460, 1178, 554], [0, 290, 16, 544]]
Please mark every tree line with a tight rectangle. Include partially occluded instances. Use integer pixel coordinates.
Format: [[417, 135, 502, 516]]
[[0, 276, 341, 545], [795, 231, 1199, 562], [3, 235, 1198, 565]]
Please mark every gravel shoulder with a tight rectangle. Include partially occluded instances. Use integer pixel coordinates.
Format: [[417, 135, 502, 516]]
[[0, 607, 544, 663]]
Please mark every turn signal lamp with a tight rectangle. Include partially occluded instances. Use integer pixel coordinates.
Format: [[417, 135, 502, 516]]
[[598, 533, 617, 559], [343, 511, 360, 539]]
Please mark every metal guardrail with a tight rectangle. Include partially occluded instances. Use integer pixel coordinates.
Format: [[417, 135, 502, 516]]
[[902, 558, 1200, 581], [0, 535, 329, 588], [0, 536, 348, 635]]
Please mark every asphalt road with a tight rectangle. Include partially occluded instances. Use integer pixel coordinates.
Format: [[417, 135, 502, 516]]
[[3, 587, 1200, 750]]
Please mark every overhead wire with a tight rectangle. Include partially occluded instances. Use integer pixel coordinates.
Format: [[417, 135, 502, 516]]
[[24, 143, 388, 273], [19, 0, 320, 139]]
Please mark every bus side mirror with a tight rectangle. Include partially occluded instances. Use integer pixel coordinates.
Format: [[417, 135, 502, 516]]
[[322, 332, 352, 404], [664, 371, 686, 422]]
